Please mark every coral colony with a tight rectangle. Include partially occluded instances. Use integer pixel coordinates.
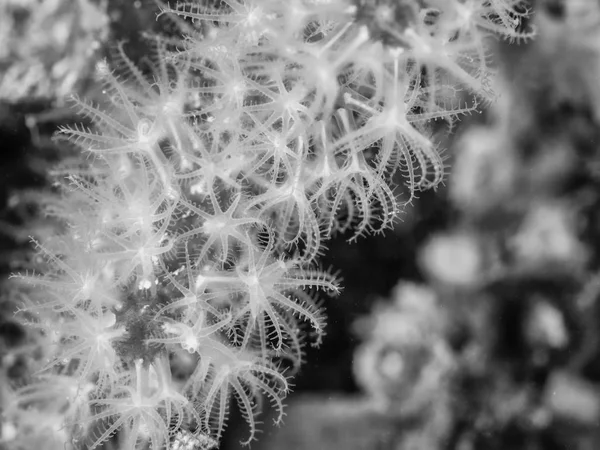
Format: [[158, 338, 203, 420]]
[[1, 1, 533, 449]]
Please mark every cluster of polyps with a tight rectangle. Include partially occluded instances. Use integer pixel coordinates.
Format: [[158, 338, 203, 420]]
[[5, 1, 534, 448]]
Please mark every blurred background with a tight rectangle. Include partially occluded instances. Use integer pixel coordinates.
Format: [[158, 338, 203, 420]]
[[3, 0, 600, 449]]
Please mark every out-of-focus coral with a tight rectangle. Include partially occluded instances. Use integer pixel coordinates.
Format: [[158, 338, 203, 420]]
[[419, 232, 485, 287], [509, 201, 589, 270], [413, 1, 600, 448], [353, 282, 454, 414], [0, 0, 108, 104], [353, 281, 455, 449]]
